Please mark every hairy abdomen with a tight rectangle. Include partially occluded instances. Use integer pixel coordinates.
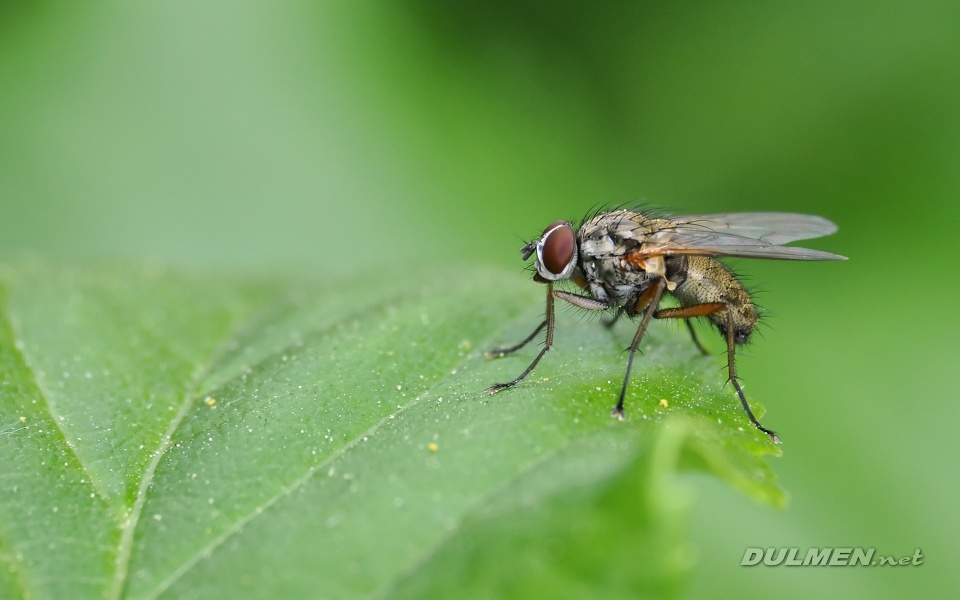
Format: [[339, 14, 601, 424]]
[[667, 255, 758, 343]]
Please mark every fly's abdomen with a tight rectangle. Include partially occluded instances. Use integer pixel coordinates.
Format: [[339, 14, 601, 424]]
[[668, 255, 758, 343]]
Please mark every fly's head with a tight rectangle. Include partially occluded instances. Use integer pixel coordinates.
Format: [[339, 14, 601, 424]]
[[521, 221, 578, 283]]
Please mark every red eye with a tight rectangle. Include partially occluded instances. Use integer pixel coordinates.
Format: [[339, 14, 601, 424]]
[[540, 222, 575, 276]]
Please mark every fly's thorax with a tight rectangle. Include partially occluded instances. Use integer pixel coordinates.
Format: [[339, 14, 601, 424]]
[[579, 246, 658, 308], [667, 255, 758, 343], [577, 210, 661, 306], [578, 209, 666, 249], [577, 225, 619, 259]]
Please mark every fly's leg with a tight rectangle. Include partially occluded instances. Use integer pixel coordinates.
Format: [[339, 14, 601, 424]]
[[552, 290, 610, 311], [684, 320, 710, 355], [485, 284, 556, 394], [655, 303, 780, 444], [613, 277, 668, 419], [484, 320, 546, 359], [486, 286, 609, 394], [602, 307, 623, 329]]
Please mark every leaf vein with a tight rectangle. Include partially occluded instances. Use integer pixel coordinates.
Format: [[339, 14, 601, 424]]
[[107, 295, 288, 600], [142, 299, 524, 599], [1, 303, 115, 509]]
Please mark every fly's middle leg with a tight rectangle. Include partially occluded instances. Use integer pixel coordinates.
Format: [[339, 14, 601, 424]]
[[602, 307, 624, 329], [613, 277, 668, 419]]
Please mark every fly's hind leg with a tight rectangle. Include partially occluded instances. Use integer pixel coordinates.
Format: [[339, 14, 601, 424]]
[[655, 303, 780, 444], [684, 320, 710, 356]]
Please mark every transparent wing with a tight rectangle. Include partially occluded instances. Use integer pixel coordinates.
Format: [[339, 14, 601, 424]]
[[671, 212, 838, 244], [637, 212, 847, 261]]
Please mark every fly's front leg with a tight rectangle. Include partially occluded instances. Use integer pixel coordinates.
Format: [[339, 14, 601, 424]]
[[654, 303, 780, 444], [486, 286, 609, 394], [485, 284, 557, 394], [484, 320, 547, 359], [552, 290, 610, 311]]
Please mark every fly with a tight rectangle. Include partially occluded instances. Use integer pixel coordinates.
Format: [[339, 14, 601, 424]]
[[485, 209, 846, 443]]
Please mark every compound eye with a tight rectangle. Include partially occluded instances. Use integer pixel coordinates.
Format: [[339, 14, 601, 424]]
[[539, 221, 576, 276]]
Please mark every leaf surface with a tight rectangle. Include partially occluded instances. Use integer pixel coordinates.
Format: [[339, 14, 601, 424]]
[[0, 264, 783, 599]]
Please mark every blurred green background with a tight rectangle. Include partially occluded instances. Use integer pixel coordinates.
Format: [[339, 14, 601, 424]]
[[1, 1, 957, 598]]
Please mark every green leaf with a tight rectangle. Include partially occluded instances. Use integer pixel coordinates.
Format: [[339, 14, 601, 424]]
[[0, 263, 783, 599]]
